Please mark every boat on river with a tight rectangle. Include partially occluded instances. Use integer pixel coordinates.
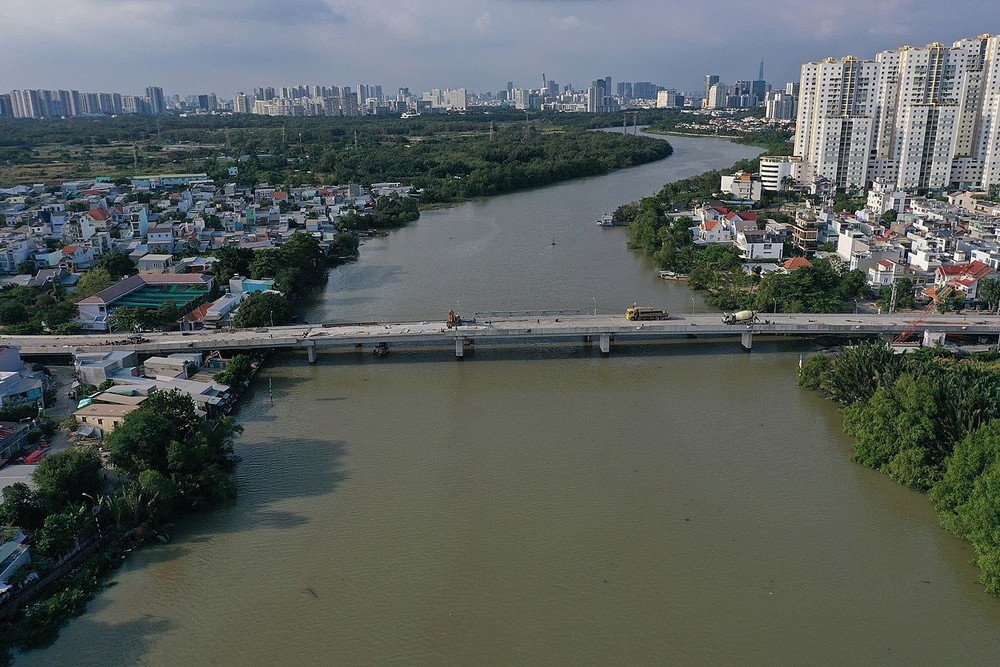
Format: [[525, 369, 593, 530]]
[[597, 213, 615, 227], [658, 271, 688, 281]]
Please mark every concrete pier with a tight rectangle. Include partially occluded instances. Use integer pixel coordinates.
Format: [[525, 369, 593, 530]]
[[455, 336, 464, 359], [307, 343, 317, 363], [741, 329, 753, 351], [599, 333, 611, 354]]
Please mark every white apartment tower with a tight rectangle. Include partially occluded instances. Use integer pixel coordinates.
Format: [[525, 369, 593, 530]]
[[794, 35, 1000, 192]]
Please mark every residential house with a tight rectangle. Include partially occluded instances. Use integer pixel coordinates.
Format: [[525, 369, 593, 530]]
[[137, 254, 174, 274], [73, 403, 140, 438], [782, 257, 813, 272], [868, 259, 901, 288], [735, 228, 782, 261], [0, 372, 43, 407], [696, 220, 730, 244], [74, 351, 139, 385], [720, 172, 762, 203], [0, 532, 32, 594], [147, 225, 175, 253], [934, 260, 997, 302]]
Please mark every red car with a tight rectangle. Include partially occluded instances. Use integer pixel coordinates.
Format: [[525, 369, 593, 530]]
[[23, 448, 47, 465]]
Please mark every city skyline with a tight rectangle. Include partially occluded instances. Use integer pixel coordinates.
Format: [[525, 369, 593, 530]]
[[3, 0, 995, 97]]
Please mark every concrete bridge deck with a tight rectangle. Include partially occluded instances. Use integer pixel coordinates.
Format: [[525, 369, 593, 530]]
[[4, 312, 1000, 361]]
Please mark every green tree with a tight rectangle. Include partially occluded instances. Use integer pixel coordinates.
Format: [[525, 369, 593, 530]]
[[880, 209, 898, 224], [36, 508, 92, 559], [214, 354, 253, 387], [74, 267, 112, 301], [213, 247, 255, 282], [0, 301, 28, 325], [97, 252, 136, 280], [233, 291, 292, 328], [932, 421, 1000, 593], [155, 302, 182, 329], [32, 448, 105, 513], [249, 249, 282, 280], [0, 482, 47, 530], [16, 260, 36, 274], [108, 306, 143, 332], [843, 373, 940, 489], [979, 278, 1000, 312]]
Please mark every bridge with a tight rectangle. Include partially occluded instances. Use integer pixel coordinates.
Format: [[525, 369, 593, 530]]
[[4, 312, 1000, 362]]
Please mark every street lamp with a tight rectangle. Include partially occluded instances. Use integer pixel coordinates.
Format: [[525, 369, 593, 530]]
[[269, 310, 275, 328], [690, 297, 695, 315], [81, 492, 102, 539], [593, 297, 597, 316], [773, 298, 778, 314]]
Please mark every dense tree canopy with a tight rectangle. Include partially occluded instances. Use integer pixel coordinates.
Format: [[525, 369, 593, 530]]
[[801, 343, 1000, 593], [233, 291, 292, 328], [32, 448, 105, 513]]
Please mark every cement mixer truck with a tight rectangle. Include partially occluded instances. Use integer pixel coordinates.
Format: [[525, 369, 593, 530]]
[[722, 310, 758, 325]]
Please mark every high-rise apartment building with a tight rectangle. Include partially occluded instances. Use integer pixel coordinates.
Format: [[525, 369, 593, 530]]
[[146, 86, 165, 115], [794, 34, 1000, 191], [703, 74, 720, 103]]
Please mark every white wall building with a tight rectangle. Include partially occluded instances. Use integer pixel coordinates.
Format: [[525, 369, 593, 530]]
[[794, 35, 1000, 192]]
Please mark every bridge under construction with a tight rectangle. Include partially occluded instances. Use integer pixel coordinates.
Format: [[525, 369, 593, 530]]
[[4, 311, 1000, 362]]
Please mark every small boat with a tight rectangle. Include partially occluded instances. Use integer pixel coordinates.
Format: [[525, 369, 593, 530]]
[[597, 213, 615, 227], [551, 238, 557, 246], [658, 271, 688, 281]]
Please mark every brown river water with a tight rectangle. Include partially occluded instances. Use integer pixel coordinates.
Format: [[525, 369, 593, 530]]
[[23, 134, 1000, 665]]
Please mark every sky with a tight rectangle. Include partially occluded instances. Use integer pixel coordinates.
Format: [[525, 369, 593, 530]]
[[2, 0, 996, 98]]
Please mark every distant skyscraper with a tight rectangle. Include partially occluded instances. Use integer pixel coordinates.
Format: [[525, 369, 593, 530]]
[[704, 75, 719, 103], [146, 86, 165, 115], [233, 92, 251, 114]]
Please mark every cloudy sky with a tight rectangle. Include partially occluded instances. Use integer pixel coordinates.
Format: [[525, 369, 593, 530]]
[[3, 0, 995, 97]]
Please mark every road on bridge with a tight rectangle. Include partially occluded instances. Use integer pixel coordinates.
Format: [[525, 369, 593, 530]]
[[4, 312, 1000, 358]]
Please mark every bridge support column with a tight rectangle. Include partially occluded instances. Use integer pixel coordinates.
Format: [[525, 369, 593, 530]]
[[455, 337, 465, 360], [922, 330, 945, 347], [740, 330, 753, 352], [599, 333, 610, 355], [307, 344, 317, 364]]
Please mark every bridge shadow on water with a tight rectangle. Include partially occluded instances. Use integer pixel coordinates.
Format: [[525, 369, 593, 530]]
[[300, 335, 829, 367]]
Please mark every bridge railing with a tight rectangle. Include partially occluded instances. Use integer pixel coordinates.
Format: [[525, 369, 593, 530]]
[[473, 309, 583, 319]]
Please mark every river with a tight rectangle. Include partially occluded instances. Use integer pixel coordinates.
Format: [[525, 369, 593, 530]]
[[24, 135, 1000, 665]]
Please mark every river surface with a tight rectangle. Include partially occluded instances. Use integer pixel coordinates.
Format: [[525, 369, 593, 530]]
[[25, 135, 1000, 665]]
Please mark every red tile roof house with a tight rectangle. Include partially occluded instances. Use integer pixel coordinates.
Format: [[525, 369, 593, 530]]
[[697, 219, 731, 243], [76, 273, 213, 332], [782, 257, 813, 272], [934, 260, 997, 301]]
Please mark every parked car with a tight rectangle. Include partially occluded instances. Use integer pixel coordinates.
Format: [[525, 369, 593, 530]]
[[23, 448, 47, 465]]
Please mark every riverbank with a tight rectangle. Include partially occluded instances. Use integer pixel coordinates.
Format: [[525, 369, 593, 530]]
[[799, 342, 1000, 595], [0, 353, 263, 663]]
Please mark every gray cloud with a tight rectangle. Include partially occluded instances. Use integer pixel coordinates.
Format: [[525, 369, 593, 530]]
[[1, 0, 995, 99]]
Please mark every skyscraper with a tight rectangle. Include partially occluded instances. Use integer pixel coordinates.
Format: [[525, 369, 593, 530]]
[[146, 86, 165, 115], [794, 34, 1000, 191], [703, 74, 719, 104]]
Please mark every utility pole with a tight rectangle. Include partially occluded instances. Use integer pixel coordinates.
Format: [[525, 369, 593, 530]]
[[889, 281, 898, 314]]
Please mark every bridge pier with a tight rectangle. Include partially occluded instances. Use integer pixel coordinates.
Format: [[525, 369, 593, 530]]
[[599, 333, 610, 355], [307, 343, 317, 364], [455, 336, 465, 360], [740, 330, 753, 352]]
